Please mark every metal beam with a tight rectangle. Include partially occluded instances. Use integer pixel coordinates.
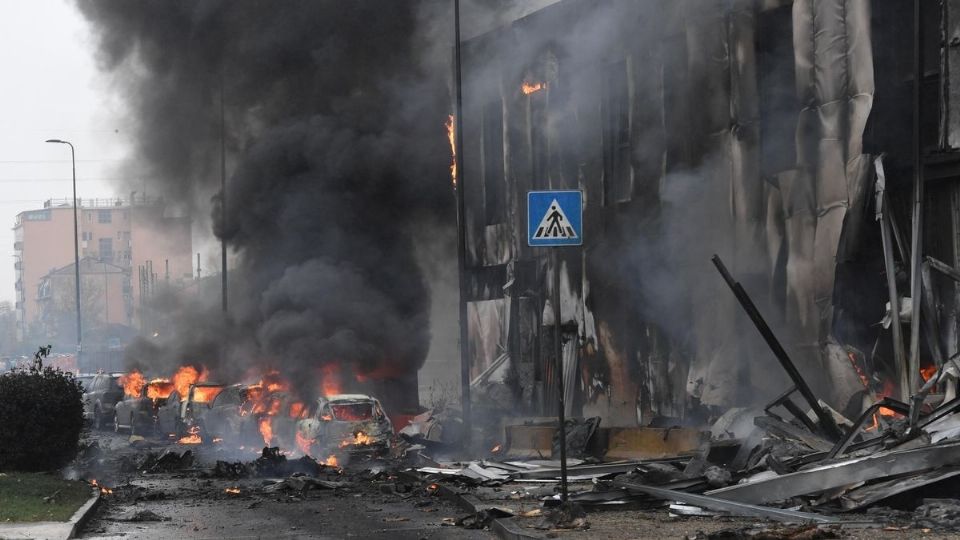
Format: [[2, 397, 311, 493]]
[[926, 255, 960, 283], [875, 157, 909, 401], [705, 440, 960, 504], [711, 255, 843, 440], [613, 481, 841, 524]]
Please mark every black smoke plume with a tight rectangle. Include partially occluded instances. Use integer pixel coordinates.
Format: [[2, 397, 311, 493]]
[[76, 1, 455, 398]]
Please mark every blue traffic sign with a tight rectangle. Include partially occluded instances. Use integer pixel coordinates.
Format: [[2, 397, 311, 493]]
[[527, 190, 583, 247]]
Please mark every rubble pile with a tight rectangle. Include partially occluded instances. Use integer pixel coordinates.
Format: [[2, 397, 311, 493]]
[[390, 257, 960, 536]]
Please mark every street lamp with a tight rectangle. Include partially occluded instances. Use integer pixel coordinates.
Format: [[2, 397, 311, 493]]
[[45, 139, 82, 367]]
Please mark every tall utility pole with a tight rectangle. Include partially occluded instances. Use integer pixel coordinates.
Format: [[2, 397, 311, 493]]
[[220, 75, 228, 316], [908, 0, 923, 395], [45, 139, 82, 367], [453, 0, 472, 448]]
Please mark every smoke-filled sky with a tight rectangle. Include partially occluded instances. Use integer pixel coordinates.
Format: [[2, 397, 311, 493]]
[[73, 1, 483, 393], [0, 0, 564, 395], [0, 0, 129, 305]]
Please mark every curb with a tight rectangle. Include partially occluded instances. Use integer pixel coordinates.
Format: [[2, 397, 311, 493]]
[[67, 488, 101, 539], [435, 483, 543, 540]]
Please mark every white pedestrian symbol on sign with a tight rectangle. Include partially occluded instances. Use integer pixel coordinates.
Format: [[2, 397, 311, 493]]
[[534, 199, 579, 240]]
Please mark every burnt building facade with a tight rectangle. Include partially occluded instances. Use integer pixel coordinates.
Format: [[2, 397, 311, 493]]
[[459, 0, 960, 426]]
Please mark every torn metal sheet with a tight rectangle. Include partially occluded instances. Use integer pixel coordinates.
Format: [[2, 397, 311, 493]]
[[517, 461, 642, 480], [613, 480, 841, 524], [705, 441, 960, 504], [754, 415, 833, 453], [669, 503, 720, 517], [839, 466, 960, 510]]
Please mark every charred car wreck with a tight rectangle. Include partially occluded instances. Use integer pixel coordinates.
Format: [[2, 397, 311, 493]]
[[296, 394, 393, 456]]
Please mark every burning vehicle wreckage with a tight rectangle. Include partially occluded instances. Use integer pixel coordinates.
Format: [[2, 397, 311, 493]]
[[68, 246, 960, 538], [71, 260, 960, 536], [67, 255, 960, 536], [111, 367, 395, 459]]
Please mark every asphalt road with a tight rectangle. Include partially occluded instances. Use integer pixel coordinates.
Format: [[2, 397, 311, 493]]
[[75, 431, 493, 540]]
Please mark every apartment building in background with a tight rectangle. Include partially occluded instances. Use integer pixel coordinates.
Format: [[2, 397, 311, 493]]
[[13, 195, 192, 351]]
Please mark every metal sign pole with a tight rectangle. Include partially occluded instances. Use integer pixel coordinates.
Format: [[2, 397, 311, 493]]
[[553, 247, 569, 501], [528, 190, 580, 503]]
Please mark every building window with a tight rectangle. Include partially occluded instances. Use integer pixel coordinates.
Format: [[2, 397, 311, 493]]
[[99, 238, 113, 262], [482, 99, 505, 225], [82, 232, 92, 241], [602, 59, 633, 205], [23, 210, 51, 221], [98, 210, 112, 223]]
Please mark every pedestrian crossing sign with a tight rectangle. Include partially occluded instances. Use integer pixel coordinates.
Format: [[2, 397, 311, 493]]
[[528, 190, 583, 246]]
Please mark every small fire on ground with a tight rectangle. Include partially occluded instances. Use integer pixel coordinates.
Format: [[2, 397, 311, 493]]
[[225, 487, 241, 495], [89, 479, 113, 495], [339, 431, 372, 448], [178, 426, 202, 445]]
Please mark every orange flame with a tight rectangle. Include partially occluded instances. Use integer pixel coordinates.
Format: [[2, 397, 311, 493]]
[[191, 385, 223, 403], [324, 455, 339, 467], [296, 431, 315, 455], [491, 443, 502, 453], [521, 81, 545, 95], [259, 417, 273, 446], [146, 379, 174, 401], [340, 431, 372, 448], [178, 425, 202, 445], [225, 487, 241, 495], [921, 365, 938, 383], [289, 402, 305, 418], [446, 115, 457, 187], [320, 364, 342, 397], [173, 366, 202, 399], [119, 371, 146, 398]]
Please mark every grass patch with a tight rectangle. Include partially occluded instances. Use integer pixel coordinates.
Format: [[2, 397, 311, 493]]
[[0, 472, 92, 522]]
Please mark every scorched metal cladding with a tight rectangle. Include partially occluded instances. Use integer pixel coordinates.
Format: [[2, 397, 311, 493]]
[[453, 0, 923, 426], [75, 0, 457, 411]]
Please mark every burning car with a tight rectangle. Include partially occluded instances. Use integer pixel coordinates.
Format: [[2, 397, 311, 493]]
[[200, 384, 305, 448], [156, 382, 225, 440], [114, 378, 175, 435], [295, 394, 392, 455], [197, 383, 262, 445]]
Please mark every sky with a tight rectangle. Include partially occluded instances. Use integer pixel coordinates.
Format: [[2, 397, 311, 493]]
[[0, 0, 128, 304]]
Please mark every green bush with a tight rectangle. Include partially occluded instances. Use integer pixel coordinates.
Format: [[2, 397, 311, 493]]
[[0, 347, 85, 471]]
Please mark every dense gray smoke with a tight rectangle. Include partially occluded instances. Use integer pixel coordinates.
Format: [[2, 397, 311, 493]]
[[76, 1, 455, 394]]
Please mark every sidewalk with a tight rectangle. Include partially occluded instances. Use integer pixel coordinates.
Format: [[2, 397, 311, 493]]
[[0, 489, 99, 540]]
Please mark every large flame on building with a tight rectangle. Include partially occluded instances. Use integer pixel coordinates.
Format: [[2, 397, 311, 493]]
[[119, 371, 146, 398], [446, 114, 457, 187], [521, 81, 546, 95]]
